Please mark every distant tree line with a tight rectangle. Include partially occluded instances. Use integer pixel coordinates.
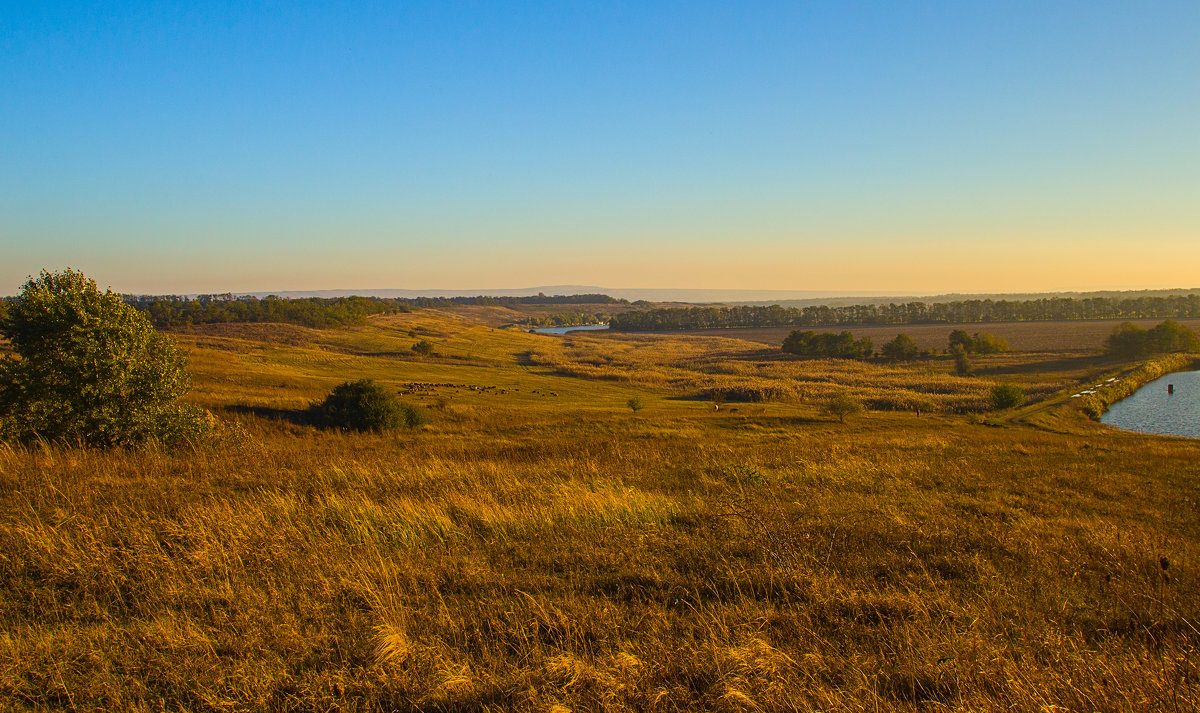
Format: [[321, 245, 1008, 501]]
[[123, 294, 406, 329], [120, 292, 627, 330], [518, 312, 611, 328], [609, 295, 1200, 331], [403, 293, 626, 307]]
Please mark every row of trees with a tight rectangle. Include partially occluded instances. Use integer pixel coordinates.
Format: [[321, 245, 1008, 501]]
[[782, 331, 874, 358], [125, 294, 406, 329], [1104, 320, 1200, 358], [610, 295, 1200, 331], [120, 292, 629, 330], [403, 293, 626, 307]]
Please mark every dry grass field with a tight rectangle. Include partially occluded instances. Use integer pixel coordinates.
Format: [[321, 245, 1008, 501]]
[[1, 308, 1199, 711]]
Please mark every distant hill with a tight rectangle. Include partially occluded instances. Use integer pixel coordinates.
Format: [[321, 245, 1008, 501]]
[[235, 286, 1200, 307]]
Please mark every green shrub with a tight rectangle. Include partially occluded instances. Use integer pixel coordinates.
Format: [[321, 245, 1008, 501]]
[[880, 333, 920, 360], [823, 394, 865, 423], [989, 383, 1025, 410], [0, 269, 209, 447], [311, 379, 426, 431]]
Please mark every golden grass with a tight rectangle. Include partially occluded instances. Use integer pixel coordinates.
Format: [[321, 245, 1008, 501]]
[[1, 310, 1198, 711]]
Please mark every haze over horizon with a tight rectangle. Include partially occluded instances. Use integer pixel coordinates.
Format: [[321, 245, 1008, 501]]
[[3, 2, 1198, 296]]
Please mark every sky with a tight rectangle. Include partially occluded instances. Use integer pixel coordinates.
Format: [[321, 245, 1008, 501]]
[[2, 1, 1198, 296]]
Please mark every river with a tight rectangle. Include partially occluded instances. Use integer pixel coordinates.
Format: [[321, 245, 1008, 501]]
[[1101, 370, 1200, 439]]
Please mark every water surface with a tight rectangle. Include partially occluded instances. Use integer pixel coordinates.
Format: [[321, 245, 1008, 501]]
[[1102, 370, 1200, 439]]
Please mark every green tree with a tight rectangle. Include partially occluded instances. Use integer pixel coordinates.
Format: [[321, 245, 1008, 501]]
[[823, 394, 865, 423], [1104, 322, 1149, 358], [782, 330, 872, 359], [948, 329, 973, 353], [310, 379, 426, 431], [626, 396, 645, 413], [989, 383, 1025, 410], [951, 343, 973, 376], [1146, 319, 1200, 353], [971, 331, 1009, 354], [0, 269, 207, 446], [881, 333, 920, 360], [411, 340, 434, 356]]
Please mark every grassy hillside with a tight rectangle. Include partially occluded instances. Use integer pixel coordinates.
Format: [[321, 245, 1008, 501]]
[[1, 310, 1198, 711]]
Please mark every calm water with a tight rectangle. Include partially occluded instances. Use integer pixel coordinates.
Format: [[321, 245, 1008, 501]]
[[529, 324, 610, 335], [1102, 370, 1200, 439]]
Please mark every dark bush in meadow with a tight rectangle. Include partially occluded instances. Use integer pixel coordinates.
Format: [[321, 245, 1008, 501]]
[[989, 383, 1025, 410], [311, 379, 426, 431]]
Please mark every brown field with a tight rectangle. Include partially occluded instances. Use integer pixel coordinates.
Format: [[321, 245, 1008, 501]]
[[2, 309, 1199, 711], [648, 317, 1200, 352]]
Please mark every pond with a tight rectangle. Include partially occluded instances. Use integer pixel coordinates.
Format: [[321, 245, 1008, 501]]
[[1101, 370, 1200, 439], [529, 324, 610, 335]]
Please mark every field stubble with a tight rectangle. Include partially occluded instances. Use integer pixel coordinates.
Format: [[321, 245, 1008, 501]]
[[1, 310, 1198, 711]]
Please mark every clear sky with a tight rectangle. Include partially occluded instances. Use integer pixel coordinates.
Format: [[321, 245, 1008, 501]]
[[2, 1, 1198, 296]]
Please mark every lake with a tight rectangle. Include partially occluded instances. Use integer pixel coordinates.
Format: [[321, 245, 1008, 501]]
[[529, 324, 610, 335], [1102, 370, 1200, 439]]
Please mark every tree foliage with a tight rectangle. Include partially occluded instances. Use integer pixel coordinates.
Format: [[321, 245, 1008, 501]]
[[823, 394, 865, 423], [989, 383, 1026, 410], [949, 329, 1008, 354], [1104, 320, 1200, 359], [951, 343, 974, 376], [880, 333, 920, 360], [310, 379, 426, 431], [0, 269, 207, 446], [782, 330, 873, 359]]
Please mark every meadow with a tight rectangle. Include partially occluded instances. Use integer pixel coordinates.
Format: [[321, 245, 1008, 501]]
[[1, 309, 1198, 711]]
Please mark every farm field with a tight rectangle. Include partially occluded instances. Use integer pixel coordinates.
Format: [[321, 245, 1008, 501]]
[[647, 317, 1200, 353], [1, 308, 1199, 711]]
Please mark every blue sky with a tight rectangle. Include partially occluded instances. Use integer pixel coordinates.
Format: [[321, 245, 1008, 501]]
[[2, 1, 1197, 295]]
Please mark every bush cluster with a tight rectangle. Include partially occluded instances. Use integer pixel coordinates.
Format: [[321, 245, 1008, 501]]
[[309, 379, 427, 431], [782, 330, 873, 359], [1104, 320, 1199, 359], [949, 330, 1009, 354]]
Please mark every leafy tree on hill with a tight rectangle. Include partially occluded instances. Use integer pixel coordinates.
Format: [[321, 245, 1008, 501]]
[[0, 269, 208, 446]]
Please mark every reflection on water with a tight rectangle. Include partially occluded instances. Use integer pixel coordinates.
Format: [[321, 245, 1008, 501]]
[[1102, 370, 1200, 439]]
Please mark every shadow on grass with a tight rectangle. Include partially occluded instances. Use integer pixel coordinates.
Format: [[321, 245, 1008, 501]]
[[223, 404, 314, 426], [974, 354, 1110, 377]]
